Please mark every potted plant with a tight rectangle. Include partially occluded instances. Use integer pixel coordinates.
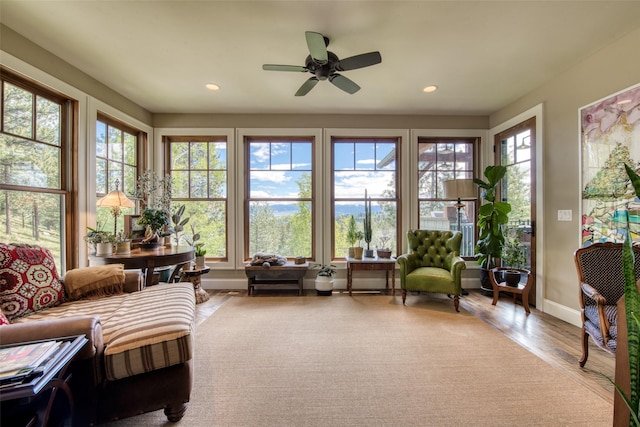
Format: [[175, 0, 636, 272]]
[[313, 263, 336, 296], [115, 231, 132, 254], [376, 235, 392, 259], [346, 215, 364, 259], [137, 208, 170, 250], [194, 243, 207, 268], [618, 164, 640, 426], [186, 224, 206, 267], [501, 226, 527, 286], [473, 165, 512, 293], [170, 204, 190, 246], [363, 190, 374, 258], [85, 227, 115, 256]]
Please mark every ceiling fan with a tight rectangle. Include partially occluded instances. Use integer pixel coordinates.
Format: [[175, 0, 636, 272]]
[[262, 31, 382, 96]]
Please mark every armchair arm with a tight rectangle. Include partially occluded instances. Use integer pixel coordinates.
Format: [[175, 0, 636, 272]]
[[0, 315, 103, 360], [580, 282, 607, 305], [579, 281, 611, 344], [449, 255, 466, 293], [396, 254, 415, 290]]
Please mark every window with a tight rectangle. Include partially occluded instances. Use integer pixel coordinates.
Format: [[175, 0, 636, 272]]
[[245, 137, 313, 259], [167, 136, 228, 259], [332, 137, 399, 258], [95, 114, 143, 233], [417, 138, 477, 257], [0, 69, 74, 270]]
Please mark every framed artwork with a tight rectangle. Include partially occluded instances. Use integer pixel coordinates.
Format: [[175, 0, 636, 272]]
[[580, 83, 640, 246], [124, 215, 145, 241]]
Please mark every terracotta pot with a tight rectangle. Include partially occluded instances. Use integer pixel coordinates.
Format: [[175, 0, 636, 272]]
[[353, 247, 364, 260]]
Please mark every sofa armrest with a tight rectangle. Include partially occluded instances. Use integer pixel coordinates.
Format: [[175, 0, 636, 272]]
[[124, 270, 144, 293], [0, 315, 103, 360]]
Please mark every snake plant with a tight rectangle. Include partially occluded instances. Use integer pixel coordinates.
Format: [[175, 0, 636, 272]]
[[619, 163, 640, 426]]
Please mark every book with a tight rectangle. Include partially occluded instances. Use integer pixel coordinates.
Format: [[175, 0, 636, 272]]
[[0, 340, 60, 381]]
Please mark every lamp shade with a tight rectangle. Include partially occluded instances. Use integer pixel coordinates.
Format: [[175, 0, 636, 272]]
[[96, 190, 135, 208], [443, 178, 476, 199]]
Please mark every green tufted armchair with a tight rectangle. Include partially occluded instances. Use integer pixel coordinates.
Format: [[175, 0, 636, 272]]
[[396, 230, 466, 311]]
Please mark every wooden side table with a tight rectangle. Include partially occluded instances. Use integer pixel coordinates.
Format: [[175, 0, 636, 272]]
[[180, 265, 211, 304], [489, 267, 533, 314], [0, 335, 88, 427], [346, 257, 397, 296], [244, 262, 309, 295]]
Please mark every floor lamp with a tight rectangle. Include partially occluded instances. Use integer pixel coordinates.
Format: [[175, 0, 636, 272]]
[[443, 178, 476, 295], [97, 179, 135, 235]]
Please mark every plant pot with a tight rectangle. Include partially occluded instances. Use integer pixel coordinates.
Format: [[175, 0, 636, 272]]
[[95, 242, 113, 256], [195, 256, 206, 268], [480, 267, 494, 296], [353, 247, 364, 260], [504, 270, 522, 287], [364, 249, 374, 258], [139, 241, 160, 251], [348, 247, 356, 258], [315, 275, 333, 296], [376, 249, 392, 259], [115, 241, 131, 254]]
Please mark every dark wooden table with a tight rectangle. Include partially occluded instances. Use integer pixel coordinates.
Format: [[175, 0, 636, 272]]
[[244, 262, 309, 295], [346, 257, 397, 296], [180, 265, 211, 304], [0, 335, 88, 427], [89, 246, 194, 288]]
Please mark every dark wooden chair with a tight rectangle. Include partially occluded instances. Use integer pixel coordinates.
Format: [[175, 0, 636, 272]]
[[573, 242, 640, 367]]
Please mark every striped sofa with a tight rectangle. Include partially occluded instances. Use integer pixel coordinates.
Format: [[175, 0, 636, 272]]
[[1, 270, 196, 424]]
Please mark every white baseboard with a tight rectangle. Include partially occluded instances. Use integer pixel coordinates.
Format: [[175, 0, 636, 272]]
[[542, 298, 581, 328]]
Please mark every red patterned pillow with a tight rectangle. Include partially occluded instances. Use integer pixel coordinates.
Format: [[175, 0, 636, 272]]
[[0, 243, 65, 320], [0, 310, 9, 326]]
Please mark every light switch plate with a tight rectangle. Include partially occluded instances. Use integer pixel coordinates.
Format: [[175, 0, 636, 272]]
[[558, 210, 572, 221]]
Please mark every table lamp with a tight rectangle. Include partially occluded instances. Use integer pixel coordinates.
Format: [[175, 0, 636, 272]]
[[97, 179, 135, 235]]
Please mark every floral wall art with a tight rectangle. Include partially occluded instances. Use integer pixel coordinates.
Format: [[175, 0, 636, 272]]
[[581, 83, 640, 245]]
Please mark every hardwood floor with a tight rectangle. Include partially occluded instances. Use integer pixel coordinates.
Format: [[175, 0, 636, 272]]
[[461, 289, 615, 404], [196, 287, 616, 404]]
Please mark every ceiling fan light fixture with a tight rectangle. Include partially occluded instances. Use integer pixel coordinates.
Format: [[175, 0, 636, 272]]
[[423, 85, 438, 93], [205, 83, 220, 91]]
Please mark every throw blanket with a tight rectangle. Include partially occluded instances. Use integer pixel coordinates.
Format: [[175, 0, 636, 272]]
[[64, 264, 125, 300]]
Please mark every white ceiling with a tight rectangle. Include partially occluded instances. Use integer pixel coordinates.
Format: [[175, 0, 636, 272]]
[[2, 1, 640, 116]]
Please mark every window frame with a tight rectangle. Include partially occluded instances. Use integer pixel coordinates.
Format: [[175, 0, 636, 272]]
[[0, 67, 77, 271], [243, 135, 315, 261], [330, 136, 402, 260], [416, 136, 479, 259], [164, 134, 230, 261]]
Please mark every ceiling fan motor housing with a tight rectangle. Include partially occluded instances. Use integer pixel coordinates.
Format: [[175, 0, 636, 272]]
[[305, 52, 339, 80]]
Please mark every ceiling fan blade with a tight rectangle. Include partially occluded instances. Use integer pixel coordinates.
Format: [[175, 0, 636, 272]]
[[335, 51, 382, 71], [295, 77, 319, 96], [329, 74, 360, 94], [263, 64, 307, 72], [305, 31, 328, 64]]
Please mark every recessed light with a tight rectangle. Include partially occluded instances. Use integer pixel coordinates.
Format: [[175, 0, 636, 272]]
[[205, 83, 220, 91], [423, 85, 438, 93]]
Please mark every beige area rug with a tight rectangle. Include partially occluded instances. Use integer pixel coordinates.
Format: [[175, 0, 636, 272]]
[[106, 294, 612, 426]]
